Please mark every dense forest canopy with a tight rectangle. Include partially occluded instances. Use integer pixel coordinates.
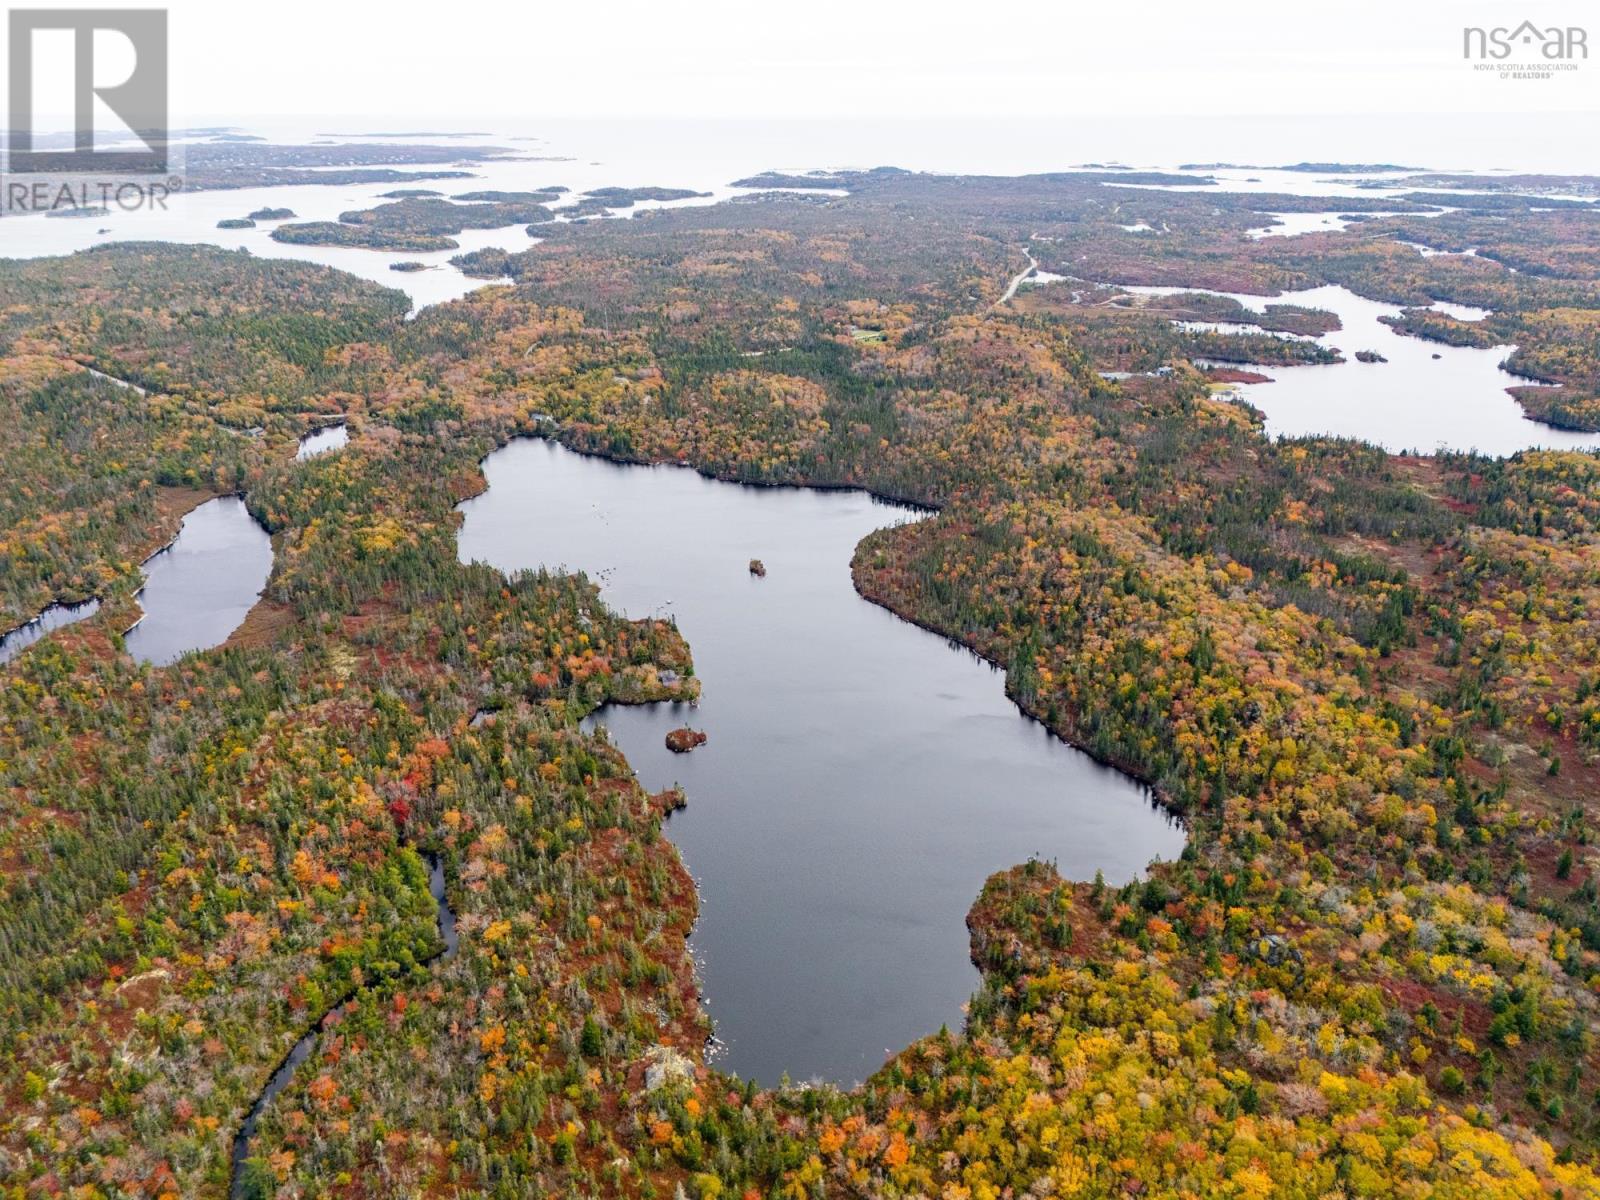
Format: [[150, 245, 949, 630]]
[[3, 165, 1600, 1198]]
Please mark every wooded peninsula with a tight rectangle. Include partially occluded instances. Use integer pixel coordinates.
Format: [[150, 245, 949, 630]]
[[5, 164, 1600, 1199]]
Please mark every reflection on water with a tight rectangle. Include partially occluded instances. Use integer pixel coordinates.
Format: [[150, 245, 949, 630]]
[[125, 496, 274, 666], [458, 439, 1184, 1086], [296, 423, 349, 459]]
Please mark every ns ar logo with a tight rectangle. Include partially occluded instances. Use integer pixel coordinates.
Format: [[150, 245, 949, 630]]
[[1463, 20, 1589, 60]]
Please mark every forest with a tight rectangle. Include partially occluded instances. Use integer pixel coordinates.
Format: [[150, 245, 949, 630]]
[[3, 164, 1600, 1198], [273, 197, 559, 252]]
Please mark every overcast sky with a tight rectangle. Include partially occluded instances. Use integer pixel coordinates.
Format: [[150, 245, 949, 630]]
[[7, 0, 1597, 123]]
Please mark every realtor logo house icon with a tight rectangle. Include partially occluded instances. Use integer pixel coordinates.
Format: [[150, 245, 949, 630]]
[[7, 9, 169, 173], [1463, 20, 1589, 60]]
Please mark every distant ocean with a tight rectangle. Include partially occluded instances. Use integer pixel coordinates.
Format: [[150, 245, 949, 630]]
[[192, 111, 1600, 177]]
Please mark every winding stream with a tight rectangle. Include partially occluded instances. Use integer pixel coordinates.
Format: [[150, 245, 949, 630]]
[[456, 439, 1185, 1085], [230, 854, 455, 1196]]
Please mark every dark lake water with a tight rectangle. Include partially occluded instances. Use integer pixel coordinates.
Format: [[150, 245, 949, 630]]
[[0, 599, 101, 665], [124, 496, 274, 667], [457, 439, 1184, 1086]]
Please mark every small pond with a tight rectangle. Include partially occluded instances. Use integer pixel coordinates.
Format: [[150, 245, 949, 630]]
[[296, 423, 349, 459], [124, 496, 274, 666]]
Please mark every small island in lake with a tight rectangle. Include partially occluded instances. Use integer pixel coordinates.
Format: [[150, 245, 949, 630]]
[[749, 558, 767, 577], [272, 222, 457, 251], [216, 217, 255, 229], [1204, 366, 1274, 384], [389, 260, 430, 272], [665, 727, 708, 753], [247, 206, 296, 220]]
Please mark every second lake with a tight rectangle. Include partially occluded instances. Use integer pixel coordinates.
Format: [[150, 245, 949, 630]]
[[125, 496, 274, 667]]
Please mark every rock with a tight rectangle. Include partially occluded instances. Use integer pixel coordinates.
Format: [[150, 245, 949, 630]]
[[665, 727, 707, 753], [748, 558, 767, 577], [644, 1044, 696, 1091], [1355, 350, 1387, 364]]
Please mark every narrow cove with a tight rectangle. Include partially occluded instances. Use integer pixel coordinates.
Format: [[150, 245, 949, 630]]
[[0, 599, 101, 665], [3, 495, 273, 669], [456, 438, 1186, 1086]]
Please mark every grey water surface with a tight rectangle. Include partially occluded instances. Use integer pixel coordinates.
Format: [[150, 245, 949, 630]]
[[458, 439, 1184, 1086], [0, 599, 101, 665], [124, 496, 273, 666]]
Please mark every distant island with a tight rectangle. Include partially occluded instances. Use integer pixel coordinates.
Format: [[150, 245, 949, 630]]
[[1178, 161, 1427, 173], [271, 223, 457, 252], [560, 186, 711, 218], [455, 188, 567, 202], [731, 171, 849, 189], [317, 130, 492, 138], [272, 195, 556, 251]]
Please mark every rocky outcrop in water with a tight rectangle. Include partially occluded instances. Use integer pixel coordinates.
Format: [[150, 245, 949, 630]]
[[665, 727, 707, 753]]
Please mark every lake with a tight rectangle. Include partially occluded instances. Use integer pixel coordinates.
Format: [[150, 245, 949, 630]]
[[3, 496, 273, 669], [457, 439, 1184, 1086], [124, 496, 274, 666], [1112, 283, 1600, 456]]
